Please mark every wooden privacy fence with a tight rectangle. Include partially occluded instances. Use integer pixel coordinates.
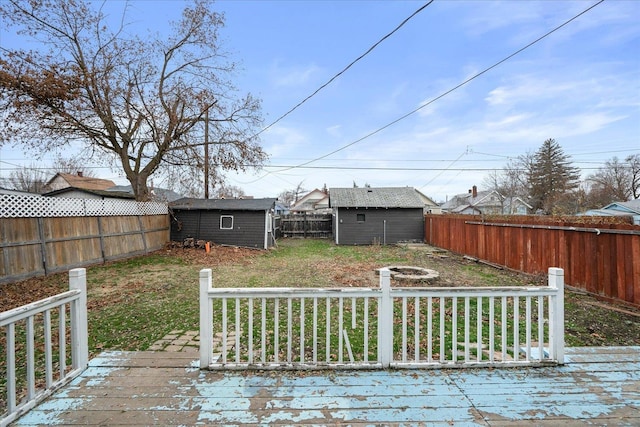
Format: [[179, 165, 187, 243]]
[[279, 213, 332, 238], [1, 268, 88, 427], [199, 267, 565, 370], [0, 194, 169, 283], [425, 214, 640, 307]]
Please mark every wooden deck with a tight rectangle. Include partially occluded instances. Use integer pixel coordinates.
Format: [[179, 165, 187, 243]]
[[12, 347, 640, 426]]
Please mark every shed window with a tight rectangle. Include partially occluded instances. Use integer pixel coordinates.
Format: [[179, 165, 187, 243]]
[[356, 213, 366, 222], [220, 215, 234, 230]]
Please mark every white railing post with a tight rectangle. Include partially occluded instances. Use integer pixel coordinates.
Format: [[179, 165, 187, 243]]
[[69, 268, 88, 370], [199, 269, 214, 369], [378, 268, 393, 368], [548, 267, 565, 364]]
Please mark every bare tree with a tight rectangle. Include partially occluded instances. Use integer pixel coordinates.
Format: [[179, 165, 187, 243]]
[[587, 154, 640, 204], [211, 183, 246, 199], [8, 164, 48, 193], [50, 154, 97, 177], [0, 0, 266, 201], [277, 181, 306, 207]]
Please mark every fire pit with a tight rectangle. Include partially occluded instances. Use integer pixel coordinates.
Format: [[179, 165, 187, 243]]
[[377, 266, 439, 283]]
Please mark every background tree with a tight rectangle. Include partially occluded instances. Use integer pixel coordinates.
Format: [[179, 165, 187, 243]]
[[211, 183, 246, 199], [277, 181, 306, 207], [0, 0, 266, 201], [50, 154, 97, 178], [526, 138, 581, 214], [7, 164, 48, 193]]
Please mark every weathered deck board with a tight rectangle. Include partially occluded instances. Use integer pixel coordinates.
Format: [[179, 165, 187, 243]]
[[12, 347, 640, 426]]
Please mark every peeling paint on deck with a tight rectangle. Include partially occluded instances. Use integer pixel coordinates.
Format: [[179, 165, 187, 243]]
[[11, 347, 640, 426]]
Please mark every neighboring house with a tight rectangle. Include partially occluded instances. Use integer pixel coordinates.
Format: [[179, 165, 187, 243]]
[[441, 186, 530, 215], [43, 187, 135, 200], [107, 184, 183, 202], [45, 172, 116, 192], [290, 188, 331, 213], [415, 189, 441, 214], [169, 198, 277, 249], [503, 197, 533, 215], [582, 200, 640, 225], [330, 187, 424, 245]]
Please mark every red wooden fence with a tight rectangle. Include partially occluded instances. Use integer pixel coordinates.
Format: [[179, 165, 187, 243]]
[[425, 214, 640, 307]]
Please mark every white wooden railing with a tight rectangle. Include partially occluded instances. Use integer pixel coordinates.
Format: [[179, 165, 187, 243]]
[[1, 269, 88, 427], [199, 267, 564, 370]]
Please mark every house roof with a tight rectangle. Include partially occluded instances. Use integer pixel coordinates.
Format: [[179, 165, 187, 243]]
[[47, 173, 116, 191], [43, 187, 135, 199], [329, 187, 424, 208], [603, 200, 640, 215], [170, 198, 277, 211], [291, 188, 330, 211]]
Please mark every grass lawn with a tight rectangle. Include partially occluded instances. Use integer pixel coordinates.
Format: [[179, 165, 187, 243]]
[[2, 238, 639, 358]]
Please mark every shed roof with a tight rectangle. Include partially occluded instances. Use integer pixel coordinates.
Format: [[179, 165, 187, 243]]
[[329, 187, 424, 208], [170, 198, 276, 211]]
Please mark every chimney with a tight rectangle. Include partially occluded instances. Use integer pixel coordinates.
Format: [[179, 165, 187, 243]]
[[472, 185, 477, 198], [77, 171, 83, 177]]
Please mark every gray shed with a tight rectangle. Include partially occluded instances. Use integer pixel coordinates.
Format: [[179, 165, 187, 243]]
[[170, 198, 277, 249], [330, 187, 425, 245]]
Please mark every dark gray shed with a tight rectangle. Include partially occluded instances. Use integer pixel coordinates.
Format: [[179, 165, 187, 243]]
[[330, 187, 424, 245], [170, 198, 277, 249]]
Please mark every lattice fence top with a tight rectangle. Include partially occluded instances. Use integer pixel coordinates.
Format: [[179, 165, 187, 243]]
[[0, 194, 168, 218]]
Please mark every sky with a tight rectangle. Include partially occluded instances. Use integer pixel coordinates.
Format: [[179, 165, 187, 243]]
[[0, 0, 638, 203]]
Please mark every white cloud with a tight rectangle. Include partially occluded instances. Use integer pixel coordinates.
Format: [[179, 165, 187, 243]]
[[270, 62, 322, 87]]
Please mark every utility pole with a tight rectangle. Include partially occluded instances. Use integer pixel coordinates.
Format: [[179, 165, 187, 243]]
[[204, 109, 209, 199]]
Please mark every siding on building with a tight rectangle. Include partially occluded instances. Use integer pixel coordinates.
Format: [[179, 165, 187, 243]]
[[335, 207, 424, 245], [169, 198, 276, 249]]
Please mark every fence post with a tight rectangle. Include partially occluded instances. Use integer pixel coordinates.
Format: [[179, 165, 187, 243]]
[[378, 268, 393, 368], [548, 267, 565, 364], [69, 268, 88, 371], [200, 269, 214, 369]]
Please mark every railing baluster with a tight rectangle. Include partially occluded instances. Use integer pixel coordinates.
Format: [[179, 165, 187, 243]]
[[248, 298, 254, 364], [501, 296, 507, 362], [427, 296, 433, 363], [338, 297, 344, 363], [452, 297, 458, 362], [439, 297, 445, 362], [364, 297, 369, 363], [352, 297, 357, 330], [414, 297, 420, 362], [287, 298, 293, 362], [44, 309, 53, 387], [313, 297, 318, 363], [489, 297, 495, 362], [26, 315, 35, 399], [235, 298, 241, 363], [477, 296, 482, 362], [464, 297, 470, 362], [325, 297, 331, 363], [300, 297, 305, 363], [525, 296, 532, 361], [7, 323, 16, 412], [261, 298, 267, 363], [222, 298, 228, 364], [513, 296, 519, 362], [402, 297, 408, 362], [274, 298, 280, 363], [538, 295, 544, 361], [58, 305, 66, 377]]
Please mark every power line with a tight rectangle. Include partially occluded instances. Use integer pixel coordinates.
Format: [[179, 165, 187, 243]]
[[254, 1, 435, 139], [263, 0, 605, 179]]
